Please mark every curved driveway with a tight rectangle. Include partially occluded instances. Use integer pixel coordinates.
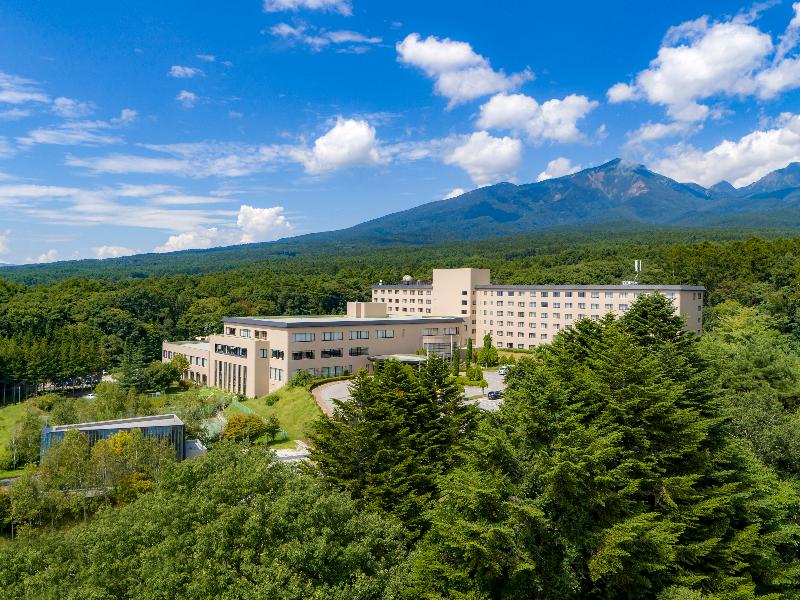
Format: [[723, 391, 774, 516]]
[[312, 369, 507, 414]]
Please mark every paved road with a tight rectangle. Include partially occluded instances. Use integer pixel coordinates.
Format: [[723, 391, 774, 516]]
[[312, 380, 353, 416], [313, 369, 507, 413]]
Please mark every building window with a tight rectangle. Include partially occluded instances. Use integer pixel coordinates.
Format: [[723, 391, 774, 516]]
[[349, 330, 369, 340], [443, 327, 459, 335], [565, 303, 573, 309], [260, 349, 268, 359], [565, 291, 573, 297], [269, 367, 283, 381], [619, 304, 629, 311], [541, 302, 548, 307], [376, 329, 394, 338], [349, 346, 369, 356], [292, 333, 315, 342], [292, 351, 314, 360], [605, 304, 613, 310], [591, 303, 599, 310], [605, 292, 614, 298], [422, 328, 439, 336], [578, 292, 586, 298], [226, 327, 236, 335], [321, 348, 343, 358], [591, 292, 600, 298], [271, 349, 285, 359], [240, 329, 251, 338], [553, 291, 560, 297], [322, 331, 343, 341]]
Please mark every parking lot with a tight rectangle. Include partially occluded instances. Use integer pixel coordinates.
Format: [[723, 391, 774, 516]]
[[313, 368, 508, 414]]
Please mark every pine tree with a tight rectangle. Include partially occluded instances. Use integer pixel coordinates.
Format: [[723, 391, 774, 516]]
[[409, 295, 800, 598], [465, 337, 474, 366], [310, 355, 477, 532]]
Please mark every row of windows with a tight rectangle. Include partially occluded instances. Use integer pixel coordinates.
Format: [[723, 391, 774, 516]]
[[373, 289, 432, 295], [289, 347, 370, 359], [292, 329, 395, 342], [421, 327, 459, 336], [214, 344, 247, 358], [378, 298, 433, 304], [162, 350, 207, 367], [482, 289, 689, 299], [388, 306, 431, 313], [486, 303, 630, 314], [291, 366, 353, 377]]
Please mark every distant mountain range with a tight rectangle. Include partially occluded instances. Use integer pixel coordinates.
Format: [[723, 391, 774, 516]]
[[3, 159, 800, 280], [303, 159, 800, 243]]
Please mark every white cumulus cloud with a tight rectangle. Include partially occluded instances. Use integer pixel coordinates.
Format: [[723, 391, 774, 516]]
[[443, 187, 466, 199], [444, 131, 522, 186], [36, 249, 58, 263], [176, 90, 198, 108], [156, 204, 292, 252], [0, 71, 49, 105], [652, 113, 800, 187], [237, 204, 292, 242], [93, 245, 138, 259], [607, 16, 771, 121], [608, 8, 800, 121], [291, 117, 383, 174], [169, 65, 204, 78], [478, 92, 598, 143], [397, 33, 532, 107], [52, 97, 94, 118], [263, 0, 351, 15], [536, 157, 581, 181]]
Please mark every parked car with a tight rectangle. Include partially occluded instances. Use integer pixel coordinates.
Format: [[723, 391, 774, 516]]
[[498, 366, 508, 376], [487, 390, 504, 401]]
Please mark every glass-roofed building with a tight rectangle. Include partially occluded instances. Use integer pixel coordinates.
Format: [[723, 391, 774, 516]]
[[40, 414, 186, 461]]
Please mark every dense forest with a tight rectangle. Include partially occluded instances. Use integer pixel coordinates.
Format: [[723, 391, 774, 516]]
[[3, 293, 800, 598], [3, 229, 800, 397]]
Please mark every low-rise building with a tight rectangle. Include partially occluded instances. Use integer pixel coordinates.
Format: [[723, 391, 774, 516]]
[[40, 414, 186, 461], [163, 268, 705, 397], [163, 301, 465, 397]]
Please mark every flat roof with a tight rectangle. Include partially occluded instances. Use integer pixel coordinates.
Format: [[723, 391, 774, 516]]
[[164, 340, 209, 352], [48, 414, 183, 433], [371, 283, 433, 289], [474, 284, 705, 291], [369, 354, 428, 363], [371, 283, 705, 291], [224, 315, 464, 328]]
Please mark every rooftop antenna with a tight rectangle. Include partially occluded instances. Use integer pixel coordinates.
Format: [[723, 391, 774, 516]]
[[623, 260, 642, 286]]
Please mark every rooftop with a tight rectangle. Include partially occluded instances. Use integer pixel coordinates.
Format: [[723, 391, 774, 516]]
[[165, 340, 209, 352], [47, 414, 184, 433], [224, 314, 464, 328], [474, 284, 705, 291]]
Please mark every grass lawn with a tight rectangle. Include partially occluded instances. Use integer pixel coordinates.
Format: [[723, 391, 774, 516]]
[[0, 468, 24, 479], [0, 402, 30, 449], [237, 387, 322, 448]]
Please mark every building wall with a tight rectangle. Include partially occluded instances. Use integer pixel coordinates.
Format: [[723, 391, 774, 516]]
[[371, 284, 434, 314], [474, 286, 704, 349], [162, 342, 210, 386], [431, 268, 489, 338]]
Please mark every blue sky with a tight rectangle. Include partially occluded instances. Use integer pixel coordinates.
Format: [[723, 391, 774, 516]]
[[1, 0, 800, 264]]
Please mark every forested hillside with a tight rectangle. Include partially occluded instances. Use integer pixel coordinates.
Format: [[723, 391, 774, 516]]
[[3, 230, 800, 396]]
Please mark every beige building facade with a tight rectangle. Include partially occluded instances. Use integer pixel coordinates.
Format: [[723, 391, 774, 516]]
[[163, 268, 704, 397], [163, 301, 465, 398], [371, 268, 704, 349]]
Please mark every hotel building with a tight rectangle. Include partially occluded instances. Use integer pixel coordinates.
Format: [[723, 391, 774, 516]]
[[163, 268, 704, 397], [372, 268, 704, 349]]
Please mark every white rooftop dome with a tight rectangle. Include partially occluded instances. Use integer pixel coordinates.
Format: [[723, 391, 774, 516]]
[[402, 274, 413, 283]]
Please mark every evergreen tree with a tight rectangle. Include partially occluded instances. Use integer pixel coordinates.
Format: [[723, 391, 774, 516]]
[[465, 336, 474, 366], [310, 356, 478, 532], [409, 295, 800, 598], [452, 346, 460, 376]]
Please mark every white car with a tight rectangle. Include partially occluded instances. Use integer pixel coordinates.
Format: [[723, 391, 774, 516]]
[[498, 366, 508, 376]]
